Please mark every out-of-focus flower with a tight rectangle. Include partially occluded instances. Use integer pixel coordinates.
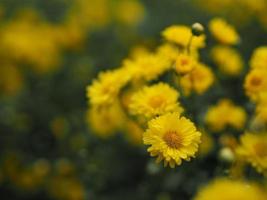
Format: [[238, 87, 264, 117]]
[[124, 120, 143, 145], [180, 63, 214, 95], [198, 131, 214, 156], [209, 18, 240, 45], [237, 132, 267, 175], [244, 68, 267, 102], [114, 0, 145, 26], [205, 99, 247, 132], [250, 46, 267, 70], [143, 112, 201, 168], [87, 69, 130, 107], [194, 178, 266, 200], [211, 45, 243, 76], [175, 53, 197, 74], [129, 83, 183, 118], [162, 25, 205, 49], [86, 101, 126, 138]]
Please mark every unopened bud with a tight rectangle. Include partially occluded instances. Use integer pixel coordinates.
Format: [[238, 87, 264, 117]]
[[191, 23, 204, 36]]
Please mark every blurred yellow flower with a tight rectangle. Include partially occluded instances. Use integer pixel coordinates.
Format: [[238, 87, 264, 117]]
[[244, 68, 267, 102], [175, 53, 197, 74], [114, 0, 145, 26], [124, 120, 143, 145], [87, 69, 130, 107], [198, 131, 214, 156], [205, 99, 247, 132], [237, 132, 267, 175], [211, 45, 243, 76], [162, 25, 205, 49], [180, 63, 214, 95], [86, 102, 126, 138], [250, 46, 267, 70], [194, 178, 266, 200], [209, 18, 240, 45], [143, 112, 201, 168], [129, 83, 183, 118]]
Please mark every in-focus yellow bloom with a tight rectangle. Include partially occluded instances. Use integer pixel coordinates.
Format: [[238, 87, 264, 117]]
[[237, 132, 267, 174], [143, 112, 201, 168], [205, 99, 247, 132], [180, 63, 214, 95], [209, 18, 240, 45], [211, 45, 243, 76], [175, 53, 197, 74], [129, 83, 183, 118], [250, 46, 267, 70], [86, 69, 130, 107], [194, 178, 266, 200], [123, 52, 171, 82], [244, 69, 267, 101], [162, 25, 205, 49], [86, 102, 126, 138]]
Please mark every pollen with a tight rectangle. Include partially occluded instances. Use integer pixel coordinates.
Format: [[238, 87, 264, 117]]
[[163, 131, 183, 149]]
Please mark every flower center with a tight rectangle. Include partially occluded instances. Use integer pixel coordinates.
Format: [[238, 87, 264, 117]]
[[250, 76, 262, 87], [181, 58, 189, 66], [148, 95, 165, 108], [163, 131, 182, 149], [254, 142, 267, 158]]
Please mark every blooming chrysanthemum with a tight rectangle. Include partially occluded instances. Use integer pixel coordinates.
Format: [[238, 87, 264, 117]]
[[211, 45, 243, 76], [209, 18, 240, 45], [244, 68, 267, 101], [123, 52, 171, 81], [205, 99, 247, 132], [237, 132, 267, 174], [250, 46, 267, 70], [180, 63, 214, 95], [194, 178, 266, 200], [162, 25, 205, 49], [86, 69, 130, 107], [175, 53, 197, 74], [143, 112, 201, 168], [129, 83, 183, 118]]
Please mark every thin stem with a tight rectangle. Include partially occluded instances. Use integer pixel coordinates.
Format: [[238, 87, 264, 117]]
[[186, 34, 194, 54]]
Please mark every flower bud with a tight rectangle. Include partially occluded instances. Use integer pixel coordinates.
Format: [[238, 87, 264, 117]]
[[191, 23, 204, 36]]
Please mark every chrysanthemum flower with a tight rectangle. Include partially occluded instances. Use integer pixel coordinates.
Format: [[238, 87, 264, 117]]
[[86, 69, 130, 107], [244, 68, 267, 101], [250, 46, 267, 70], [123, 52, 171, 81], [143, 112, 201, 168], [237, 132, 267, 174], [162, 25, 205, 49], [86, 102, 126, 138], [194, 178, 266, 200], [175, 53, 197, 74], [211, 45, 243, 76], [180, 63, 214, 95], [255, 93, 267, 123], [129, 83, 183, 118], [209, 18, 240, 45], [205, 99, 247, 132]]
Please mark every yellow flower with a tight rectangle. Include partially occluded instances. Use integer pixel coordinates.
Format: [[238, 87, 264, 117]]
[[237, 132, 267, 174], [129, 83, 183, 118], [211, 45, 243, 76], [143, 112, 201, 168], [244, 69, 267, 102], [209, 18, 240, 45], [114, 0, 145, 26], [162, 25, 205, 49], [156, 43, 180, 64], [175, 53, 197, 74], [123, 52, 171, 82], [198, 131, 214, 156], [86, 69, 130, 107], [194, 178, 266, 200], [255, 93, 267, 123], [124, 120, 143, 145], [250, 46, 267, 70], [205, 99, 247, 132], [86, 101, 126, 138], [180, 63, 214, 95]]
